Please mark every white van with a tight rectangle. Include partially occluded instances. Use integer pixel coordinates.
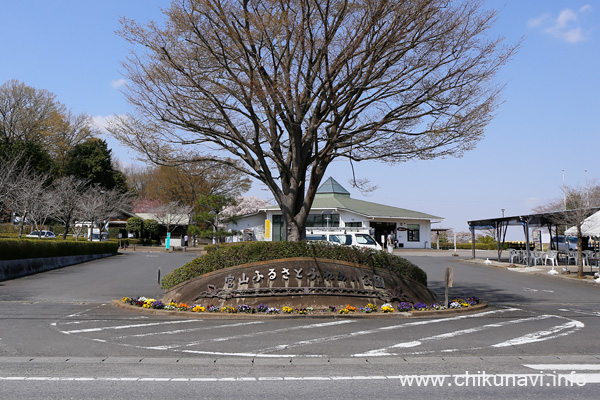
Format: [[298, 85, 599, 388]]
[[550, 235, 577, 251], [305, 227, 383, 251]]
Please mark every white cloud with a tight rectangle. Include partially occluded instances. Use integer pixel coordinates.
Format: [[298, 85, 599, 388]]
[[527, 13, 550, 28], [92, 115, 117, 132], [110, 78, 128, 88], [562, 27, 586, 43], [528, 6, 592, 43], [555, 9, 577, 28]]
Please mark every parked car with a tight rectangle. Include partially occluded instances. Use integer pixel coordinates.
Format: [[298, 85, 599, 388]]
[[305, 228, 383, 251], [25, 230, 56, 239], [550, 235, 577, 251]]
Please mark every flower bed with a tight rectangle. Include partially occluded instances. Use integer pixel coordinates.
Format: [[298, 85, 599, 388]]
[[120, 296, 481, 315]]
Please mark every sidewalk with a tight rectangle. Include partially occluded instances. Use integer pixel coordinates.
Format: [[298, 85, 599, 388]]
[[118, 245, 206, 254], [460, 253, 599, 285], [390, 248, 600, 285]]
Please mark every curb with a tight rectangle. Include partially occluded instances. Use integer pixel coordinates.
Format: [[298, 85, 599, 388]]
[[111, 299, 488, 319]]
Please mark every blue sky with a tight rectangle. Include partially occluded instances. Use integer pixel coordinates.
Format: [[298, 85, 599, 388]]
[[1, 1, 598, 239]]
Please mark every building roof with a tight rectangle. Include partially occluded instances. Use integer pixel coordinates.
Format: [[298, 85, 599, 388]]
[[316, 177, 351, 196], [265, 177, 443, 221]]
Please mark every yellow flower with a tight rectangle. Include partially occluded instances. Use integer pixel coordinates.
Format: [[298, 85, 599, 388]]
[[282, 306, 293, 314], [381, 305, 395, 313], [192, 305, 205, 313]]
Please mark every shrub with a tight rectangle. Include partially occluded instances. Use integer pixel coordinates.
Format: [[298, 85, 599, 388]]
[[161, 241, 427, 289]]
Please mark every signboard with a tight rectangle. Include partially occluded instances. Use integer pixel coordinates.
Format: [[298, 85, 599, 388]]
[[166, 232, 171, 250], [265, 219, 271, 239]]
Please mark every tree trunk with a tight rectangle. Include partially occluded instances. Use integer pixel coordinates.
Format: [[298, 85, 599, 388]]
[[17, 212, 27, 238], [62, 211, 72, 240], [577, 226, 583, 278], [278, 169, 329, 242], [281, 197, 307, 242]]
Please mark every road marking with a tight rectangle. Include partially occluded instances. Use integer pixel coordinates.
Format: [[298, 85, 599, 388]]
[[61, 320, 200, 334], [146, 320, 355, 351], [492, 320, 584, 348], [355, 315, 555, 356], [57, 316, 150, 326], [209, 320, 355, 342], [0, 375, 434, 382], [180, 350, 306, 358], [114, 321, 264, 339], [523, 364, 600, 384], [524, 364, 600, 371], [557, 308, 600, 317], [253, 308, 520, 354]]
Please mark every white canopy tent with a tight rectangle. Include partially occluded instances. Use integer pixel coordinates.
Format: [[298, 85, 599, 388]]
[[565, 210, 600, 237]]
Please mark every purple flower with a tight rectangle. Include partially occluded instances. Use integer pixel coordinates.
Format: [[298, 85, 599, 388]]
[[397, 302, 413, 312], [152, 300, 165, 309], [238, 304, 254, 313]]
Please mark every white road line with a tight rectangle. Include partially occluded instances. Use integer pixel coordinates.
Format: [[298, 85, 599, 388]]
[[557, 308, 600, 317], [61, 320, 200, 334], [523, 364, 600, 384], [492, 320, 584, 348], [146, 320, 354, 350], [524, 364, 600, 371], [355, 315, 555, 356], [209, 320, 355, 342], [253, 308, 520, 354], [564, 374, 600, 384], [114, 321, 264, 339], [180, 350, 305, 357], [58, 317, 149, 326], [0, 375, 434, 382]]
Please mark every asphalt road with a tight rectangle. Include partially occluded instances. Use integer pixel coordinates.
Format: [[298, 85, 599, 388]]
[[0, 250, 599, 399]]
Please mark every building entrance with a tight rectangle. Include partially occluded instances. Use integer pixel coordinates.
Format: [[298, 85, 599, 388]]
[[369, 222, 397, 248]]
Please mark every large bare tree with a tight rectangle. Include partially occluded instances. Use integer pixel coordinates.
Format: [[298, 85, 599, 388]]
[[75, 186, 131, 241], [534, 183, 600, 277], [51, 176, 90, 239], [7, 170, 51, 238], [0, 153, 23, 214], [111, 0, 517, 241]]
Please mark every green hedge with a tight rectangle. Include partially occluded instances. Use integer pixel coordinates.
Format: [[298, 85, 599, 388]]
[[0, 239, 119, 261], [161, 241, 427, 289]]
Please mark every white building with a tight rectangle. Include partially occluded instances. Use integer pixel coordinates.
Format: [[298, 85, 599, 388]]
[[228, 177, 443, 249]]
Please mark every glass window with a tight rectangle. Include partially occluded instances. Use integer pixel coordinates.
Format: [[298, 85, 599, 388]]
[[306, 234, 326, 242], [272, 215, 283, 241], [329, 234, 352, 245], [345, 222, 362, 227], [356, 234, 376, 245], [407, 224, 420, 242], [305, 213, 339, 227]]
